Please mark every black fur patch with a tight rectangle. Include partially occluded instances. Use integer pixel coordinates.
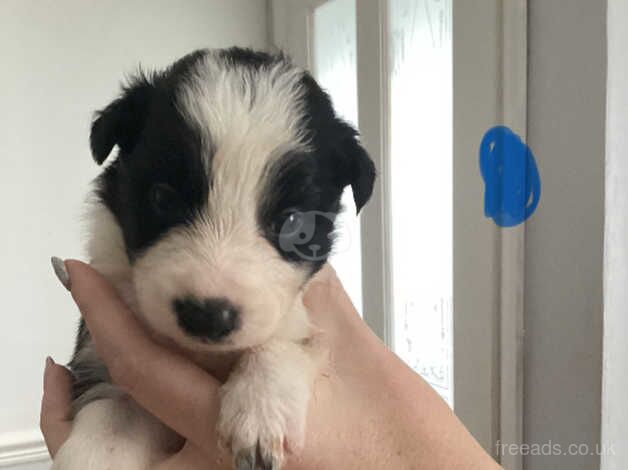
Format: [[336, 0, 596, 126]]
[[94, 52, 209, 260], [68, 320, 110, 407], [259, 71, 375, 272]]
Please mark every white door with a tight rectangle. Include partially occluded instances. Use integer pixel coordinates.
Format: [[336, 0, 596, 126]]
[[271, 1, 528, 468]]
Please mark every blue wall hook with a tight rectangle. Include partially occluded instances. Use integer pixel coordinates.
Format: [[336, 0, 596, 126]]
[[479, 126, 541, 227]]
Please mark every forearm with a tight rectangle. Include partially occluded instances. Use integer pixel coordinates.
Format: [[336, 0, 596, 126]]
[[300, 272, 501, 469], [295, 346, 501, 469], [379, 354, 502, 469]]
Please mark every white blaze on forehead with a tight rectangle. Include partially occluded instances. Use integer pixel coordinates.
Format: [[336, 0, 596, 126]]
[[176, 53, 311, 226]]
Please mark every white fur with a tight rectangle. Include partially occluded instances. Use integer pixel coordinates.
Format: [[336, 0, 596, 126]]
[[55, 53, 323, 469], [218, 335, 322, 467], [52, 398, 176, 470], [178, 52, 310, 170]]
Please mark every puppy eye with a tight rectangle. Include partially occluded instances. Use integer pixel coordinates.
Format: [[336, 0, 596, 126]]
[[274, 209, 304, 237], [149, 184, 183, 217]]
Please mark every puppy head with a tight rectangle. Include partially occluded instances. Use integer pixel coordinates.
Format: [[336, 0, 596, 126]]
[[90, 48, 375, 351]]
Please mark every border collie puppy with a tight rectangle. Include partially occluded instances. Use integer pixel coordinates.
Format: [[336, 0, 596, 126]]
[[52, 48, 375, 470]]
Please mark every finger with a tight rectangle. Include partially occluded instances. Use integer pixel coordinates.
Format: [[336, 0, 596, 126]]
[[303, 264, 360, 324], [156, 441, 231, 470], [40, 357, 73, 457], [309, 263, 338, 284], [60, 259, 225, 452]]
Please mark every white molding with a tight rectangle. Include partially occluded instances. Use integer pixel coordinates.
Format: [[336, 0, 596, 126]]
[[453, 0, 503, 453], [453, 0, 528, 458], [498, 2, 527, 470], [356, 0, 393, 346], [270, 0, 393, 344], [0, 430, 49, 467]]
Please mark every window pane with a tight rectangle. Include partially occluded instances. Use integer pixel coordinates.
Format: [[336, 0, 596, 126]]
[[389, 0, 453, 405], [313, 0, 362, 314]]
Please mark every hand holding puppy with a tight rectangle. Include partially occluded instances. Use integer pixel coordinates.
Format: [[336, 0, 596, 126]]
[[42, 260, 499, 469]]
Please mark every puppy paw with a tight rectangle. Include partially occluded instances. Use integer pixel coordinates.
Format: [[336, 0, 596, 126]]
[[233, 443, 283, 470], [218, 383, 289, 470], [217, 341, 318, 469]]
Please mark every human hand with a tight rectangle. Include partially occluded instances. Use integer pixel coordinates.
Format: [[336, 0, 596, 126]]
[[41, 260, 500, 469]]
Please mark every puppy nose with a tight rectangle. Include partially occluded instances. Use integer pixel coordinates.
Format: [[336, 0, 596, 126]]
[[173, 297, 239, 341]]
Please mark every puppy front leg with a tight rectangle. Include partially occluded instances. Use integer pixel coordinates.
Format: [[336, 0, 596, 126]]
[[218, 339, 321, 470]]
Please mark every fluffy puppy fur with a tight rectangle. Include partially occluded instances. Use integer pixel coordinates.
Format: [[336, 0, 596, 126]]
[[53, 48, 375, 470]]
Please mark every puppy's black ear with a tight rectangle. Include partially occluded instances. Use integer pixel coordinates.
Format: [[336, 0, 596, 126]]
[[337, 127, 376, 214], [90, 78, 152, 165]]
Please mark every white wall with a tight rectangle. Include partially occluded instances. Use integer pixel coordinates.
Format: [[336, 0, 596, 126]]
[[525, 1, 606, 469], [602, 1, 628, 468], [0, 1, 267, 467]]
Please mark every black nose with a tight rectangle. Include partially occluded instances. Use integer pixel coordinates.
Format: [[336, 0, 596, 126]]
[[173, 297, 239, 341]]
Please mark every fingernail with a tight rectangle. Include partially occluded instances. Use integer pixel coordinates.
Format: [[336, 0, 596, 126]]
[[51, 257, 71, 291], [44, 356, 54, 391]]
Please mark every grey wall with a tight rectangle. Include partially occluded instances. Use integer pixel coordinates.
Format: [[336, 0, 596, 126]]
[[525, 1, 606, 469], [602, 0, 628, 468], [0, 1, 268, 468]]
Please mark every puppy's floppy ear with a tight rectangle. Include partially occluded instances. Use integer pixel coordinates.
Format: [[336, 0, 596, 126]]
[[337, 126, 376, 214], [90, 77, 152, 165]]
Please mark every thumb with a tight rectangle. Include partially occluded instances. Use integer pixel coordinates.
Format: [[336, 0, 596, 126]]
[[40, 357, 73, 457]]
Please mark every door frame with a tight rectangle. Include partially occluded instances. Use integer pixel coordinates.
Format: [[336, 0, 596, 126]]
[[453, 1, 527, 467]]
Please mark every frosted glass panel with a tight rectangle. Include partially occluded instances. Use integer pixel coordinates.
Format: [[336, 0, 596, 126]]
[[389, 0, 453, 405], [313, 0, 362, 314]]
